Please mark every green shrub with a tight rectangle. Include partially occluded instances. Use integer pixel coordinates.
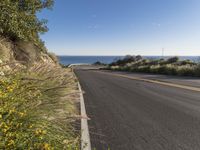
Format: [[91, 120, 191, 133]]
[[107, 56, 200, 77], [164, 65, 177, 75], [166, 56, 179, 64], [136, 66, 150, 73], [110, 55, 138, 66], [141, 59, 149, 65], [177, 65, 195, 76], [195, 64, 200, 77], [148, 60, 160, 66], [149, 65, 160, 74], [180, 60, 195, 65], [0, 0, 53, 48]]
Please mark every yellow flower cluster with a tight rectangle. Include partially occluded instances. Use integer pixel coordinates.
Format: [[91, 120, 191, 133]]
[[0, 69, 79, 149], [35, 129, 47, 136], [43, 143, 52, 150], [0, 90, 7, 98], [0, 79, 17, 99], [0, 122, 9, 133]]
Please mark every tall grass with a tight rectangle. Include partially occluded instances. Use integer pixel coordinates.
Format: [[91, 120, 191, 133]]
[[0, 63, 80, 149]]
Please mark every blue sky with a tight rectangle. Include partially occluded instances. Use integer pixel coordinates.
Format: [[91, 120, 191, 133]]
[[38, 0, 200, 56]]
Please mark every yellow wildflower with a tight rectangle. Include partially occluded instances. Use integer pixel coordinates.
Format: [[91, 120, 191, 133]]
[[7, 86, 13, 92], [43, 143, 51, 150], [42, 130, 47, 134], [4, 124, 9, 129], [3, 128, 8, 133], [7, 139, 14, 146], [35, 129, 46, 135], [9, 109, 15, 114], [16, 123, 22, 128], [18, 112, 25, 117]]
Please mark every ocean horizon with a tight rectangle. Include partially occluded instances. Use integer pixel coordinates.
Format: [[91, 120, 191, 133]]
[[59, 55, 200, 65]]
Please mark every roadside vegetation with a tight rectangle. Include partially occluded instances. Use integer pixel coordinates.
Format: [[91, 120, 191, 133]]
[[108, 55, 200, 77], [0, 63, 80, 149], [0, 0, 54, 51], [0, 0, 80, 149], [93, 61, 107, 66]]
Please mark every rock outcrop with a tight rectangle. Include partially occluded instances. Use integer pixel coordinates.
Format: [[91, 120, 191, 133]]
[[0, 37, 58, 72]]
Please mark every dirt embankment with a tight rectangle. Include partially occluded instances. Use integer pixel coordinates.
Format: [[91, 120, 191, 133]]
[[0, 37, 58, 71]]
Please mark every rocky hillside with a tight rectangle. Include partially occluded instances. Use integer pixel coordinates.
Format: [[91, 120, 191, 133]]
[[0, 36, 58, 71]]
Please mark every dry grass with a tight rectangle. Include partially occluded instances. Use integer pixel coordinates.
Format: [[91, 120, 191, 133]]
[[0, 62, 80, 149], [48, 52, 59, 64], [0, 36, 13, 62]]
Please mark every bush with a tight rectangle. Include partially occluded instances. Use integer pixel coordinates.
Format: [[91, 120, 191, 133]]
[[93, 61, 106, 66], [110, 55, 138, 66], [195, 64, 200, 77], [0, 0, 53, 47], [135, 55, 142, 61], [179, 60, 196, 66], [177, 65, 195, 76], [148, 60, 160, 66], [166, 56, 179, 64], [107, 56, 200, 77], [164, 65, 177, 75], [136, 66, 150, 73]]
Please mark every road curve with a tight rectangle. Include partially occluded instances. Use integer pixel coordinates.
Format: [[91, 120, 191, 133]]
[[75, 69, 200, 150]]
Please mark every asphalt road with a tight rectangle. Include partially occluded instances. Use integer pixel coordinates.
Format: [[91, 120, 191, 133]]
[[75, 69, 200, 150], [103, 70, 200, 88]]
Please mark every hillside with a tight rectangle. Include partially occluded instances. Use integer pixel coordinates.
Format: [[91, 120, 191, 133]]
[[0, 37, 57, 66], [0, 1, 80, 149]]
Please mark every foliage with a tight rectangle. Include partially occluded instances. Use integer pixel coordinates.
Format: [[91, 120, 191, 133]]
[[108, 56, 200, 77], [93, 61, 106, 66], [166, 56, 179, 64], [110, 55, 142, 66], [0, 63, 79, 149], [0, 0, 53, 48]]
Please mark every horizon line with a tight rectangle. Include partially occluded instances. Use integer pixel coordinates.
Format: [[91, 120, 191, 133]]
[[57, 55, 200, 57]]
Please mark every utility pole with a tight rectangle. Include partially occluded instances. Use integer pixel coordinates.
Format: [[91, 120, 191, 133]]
[[162, 48, 164, 58]]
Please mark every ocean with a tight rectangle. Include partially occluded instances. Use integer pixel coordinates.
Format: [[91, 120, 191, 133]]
[[59, 56, 200, 65]]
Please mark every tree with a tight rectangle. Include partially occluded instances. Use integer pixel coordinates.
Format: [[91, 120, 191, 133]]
[[0, 0, 54, 45]]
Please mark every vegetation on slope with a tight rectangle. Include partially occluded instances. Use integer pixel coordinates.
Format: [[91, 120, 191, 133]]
[[0, 0, 80, 149], [108, 55, 200, 77], [0, 0, 53, 51], [0, 64, 79, 149]]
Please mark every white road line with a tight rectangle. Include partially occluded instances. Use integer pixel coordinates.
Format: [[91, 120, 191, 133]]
[[78, 82, 91, 150]]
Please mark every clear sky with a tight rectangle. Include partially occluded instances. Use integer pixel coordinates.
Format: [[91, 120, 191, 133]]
[[38, 0, 200, 56]]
